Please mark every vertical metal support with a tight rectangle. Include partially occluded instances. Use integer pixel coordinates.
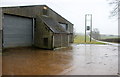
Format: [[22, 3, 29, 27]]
[[68, 34, 69, 46], [85, 14, 92, 42], [0, 7, 2, 77], [90, 14, 92, 42], [52, 34, 54, 49], [85, 15, 87, 42], [61, 34, 62, 47], [0, 8, 2, 52], [32, 18, 35, 45]]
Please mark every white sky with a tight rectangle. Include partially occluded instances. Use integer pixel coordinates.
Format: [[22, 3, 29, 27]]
[[0, 0, 118, 35]]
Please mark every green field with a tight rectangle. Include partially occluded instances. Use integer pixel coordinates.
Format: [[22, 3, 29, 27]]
[[100, 35, 118, 39], [74, 35, 106, 44]]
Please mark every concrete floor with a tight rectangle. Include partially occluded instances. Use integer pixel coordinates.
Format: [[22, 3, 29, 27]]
[[1, 44, 118, 75]]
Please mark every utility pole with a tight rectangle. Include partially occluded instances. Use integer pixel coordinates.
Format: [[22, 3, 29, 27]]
[[85, 14, 92, 42], [90, 14, 92, 42], [85, 15, 87, 42]]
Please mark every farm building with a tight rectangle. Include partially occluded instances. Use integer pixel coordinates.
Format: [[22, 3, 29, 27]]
[[0, 5, 73, 50]]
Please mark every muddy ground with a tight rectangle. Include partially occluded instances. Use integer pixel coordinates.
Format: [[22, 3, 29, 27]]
[[1, 44, 118, 75]]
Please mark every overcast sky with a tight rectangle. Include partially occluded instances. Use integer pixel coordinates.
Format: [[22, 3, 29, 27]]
[[0, 0, 118, 35]]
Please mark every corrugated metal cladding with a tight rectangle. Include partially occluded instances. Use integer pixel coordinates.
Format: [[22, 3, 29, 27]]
[[3, 14, 33, 48]]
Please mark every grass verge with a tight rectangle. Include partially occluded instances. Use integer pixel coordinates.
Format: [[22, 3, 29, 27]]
[[74, 35, 106, 44]]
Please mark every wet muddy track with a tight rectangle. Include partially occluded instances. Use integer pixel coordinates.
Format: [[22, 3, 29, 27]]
[[2, 44, 118, 75]]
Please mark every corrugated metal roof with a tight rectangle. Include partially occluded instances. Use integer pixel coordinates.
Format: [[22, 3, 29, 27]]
[[41, 16, 69, 33]]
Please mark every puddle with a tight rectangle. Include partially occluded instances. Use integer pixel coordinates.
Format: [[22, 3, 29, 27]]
[[2, 44, 118, 75]]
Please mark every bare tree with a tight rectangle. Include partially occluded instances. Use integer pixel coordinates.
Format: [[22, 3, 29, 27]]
[[108, 0, 120, 17], [92, 28, 101, 40]]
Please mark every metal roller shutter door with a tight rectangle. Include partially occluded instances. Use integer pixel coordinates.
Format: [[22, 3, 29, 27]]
[[3, 15, 33, 48]]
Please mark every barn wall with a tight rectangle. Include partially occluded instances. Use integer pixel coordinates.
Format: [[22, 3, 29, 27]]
[[3, 6, 42, 18], [34, 16, 53, 49], [48, 7, 74, 43], [48, 8, 73, 34], [54, 34, 69, 48], [3, 5, 73, 34], [61, 34, 69, 47], [69, 33, 74, 43], [54, 34, 62, 48], [0, 8, 2, 51], [2, 5, 73, 49]]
